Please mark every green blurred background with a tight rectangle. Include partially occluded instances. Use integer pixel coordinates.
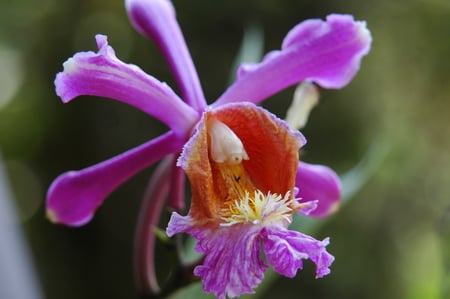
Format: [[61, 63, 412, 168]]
[[1, 0, 449, 298]]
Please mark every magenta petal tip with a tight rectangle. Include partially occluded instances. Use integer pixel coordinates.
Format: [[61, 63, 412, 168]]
[[45, 171, 98, 226], [296, 162, 342, 218]]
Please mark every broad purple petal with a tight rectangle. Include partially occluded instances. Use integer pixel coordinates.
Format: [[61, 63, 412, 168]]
[[213, 14, 372, 107], [46, 131, 184, 226], [126, 0, 207, 111], [55, 34, 197, 136], [167, 217, 267, 299], [263, 226, 334, 278], [296, 162, 341, 218]]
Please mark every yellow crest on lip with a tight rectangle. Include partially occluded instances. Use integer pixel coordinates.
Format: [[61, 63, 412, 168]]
[[181, 103, 302, 223]]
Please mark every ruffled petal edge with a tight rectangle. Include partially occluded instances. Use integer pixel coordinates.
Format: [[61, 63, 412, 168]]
[[167, 215, 268, 299], [263, 226, 334, 278]]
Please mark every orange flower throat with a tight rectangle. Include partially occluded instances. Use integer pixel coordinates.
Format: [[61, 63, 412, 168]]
[[208, 119, 300, 226], [182, 104, 303, 225]]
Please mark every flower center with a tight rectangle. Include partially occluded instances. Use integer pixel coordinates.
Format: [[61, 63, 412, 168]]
[[220, 190, 295, 226]]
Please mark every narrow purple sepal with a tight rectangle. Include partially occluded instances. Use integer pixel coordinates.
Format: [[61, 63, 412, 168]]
[[213, 14, 372, 107], [134, 157, 173, 294], [55, 34, 197, 136], [46, 131, 184, 226], [262, 227, 334, 279], [167, 160, 186, 211], [296, 161, 342, 218], [126, 0, 207, 111]]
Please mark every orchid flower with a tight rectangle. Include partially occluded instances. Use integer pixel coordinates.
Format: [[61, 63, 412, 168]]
[[46, 0, 371, 297]]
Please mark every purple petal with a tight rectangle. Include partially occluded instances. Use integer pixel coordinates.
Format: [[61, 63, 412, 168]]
[[262, 226, 334, 279], [296, 162, 341, 218], [126, 0, 207, 111], [46, 131, 184, 226], [55, 34, 197, 136], [166, 217, 268, 299], [213, 14, 372, 107]]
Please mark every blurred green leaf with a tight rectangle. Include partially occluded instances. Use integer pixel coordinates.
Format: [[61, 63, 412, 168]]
[[438, 207, 450, 298], [228, 23, 264, 83], [168, 282, 214, 299]]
